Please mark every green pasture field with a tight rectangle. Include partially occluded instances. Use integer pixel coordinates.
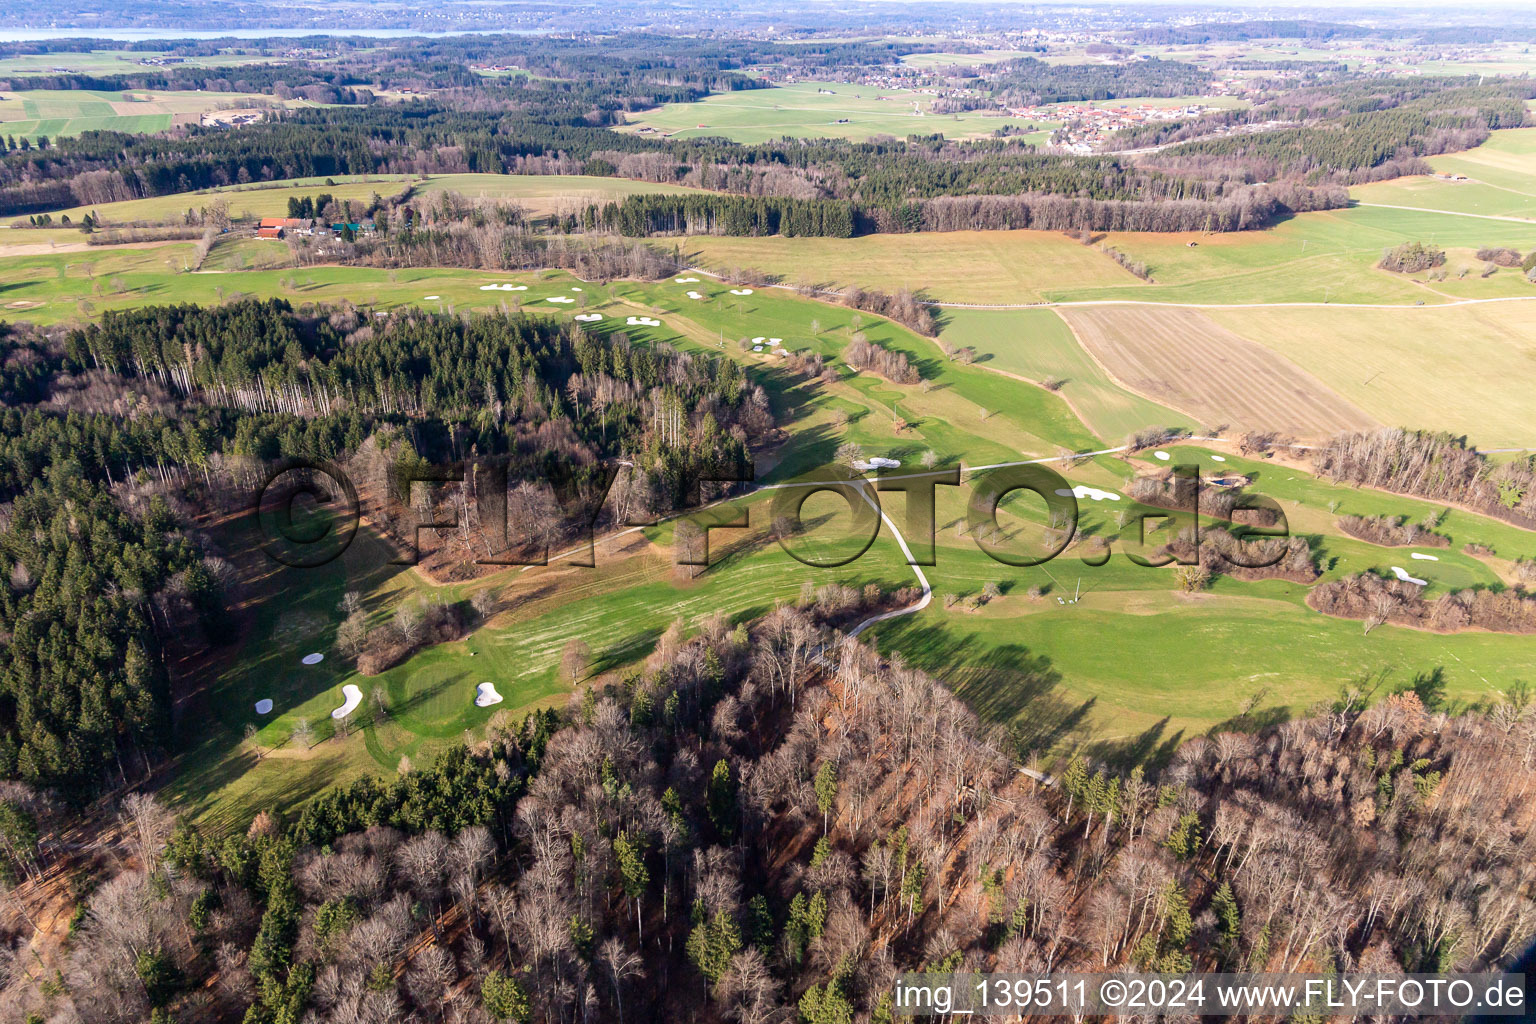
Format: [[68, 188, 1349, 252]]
[[685, 229, 1147, 305], [898, 51, 1038, 68], [1351, 128, 1536, 221], [616, 80, 1050, 143], [22, 172, 710, 227], [412, 173, 709, 213], [0, 87, 300, 140], [6, 248, 1536, 810], [35, 175, 416, 227]]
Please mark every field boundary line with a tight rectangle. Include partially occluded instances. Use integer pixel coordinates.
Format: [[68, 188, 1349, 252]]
[[1353, 201, 1536, 224]]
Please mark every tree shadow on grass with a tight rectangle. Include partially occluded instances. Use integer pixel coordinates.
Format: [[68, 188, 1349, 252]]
[[593, 625, 664, 676], [1085, 717, 1186, 775], [877, 621, 1095, 755]]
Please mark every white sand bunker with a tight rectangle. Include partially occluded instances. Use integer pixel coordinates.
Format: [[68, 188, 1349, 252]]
[[853, 457, 901, 470], [768, 337, 782, 344], [1209, 454, 1227, 462], [475, 682, 504, 707], [255, 699, 273, 715], [730, 288, 753, 295], [571, 286, 583, 292], [1055, 485, 1121, 502], [331, 684, 362, 719], [479, 283, 527, 291], [1410, 552, 1440, 561], [1153, 451, 1171, 461], [686, 291, 704, 299], [1390, 566, 1428, 586], [752, 345, 763, 352], [574, 313, 603, 322], [302, 652, 324, 666], [423, 295, 441, 301], [675, 276, 700, 283], [751, 336, 766, 343], [546, 296, 575, 304], [626, 316, 662, 327]]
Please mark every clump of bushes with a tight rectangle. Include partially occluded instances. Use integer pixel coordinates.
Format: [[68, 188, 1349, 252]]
[[1475, 246, 1523, 268], [1337, 514, 1449, 548], [845, 337, 920, 384], [1379, 241, 1445, 273]]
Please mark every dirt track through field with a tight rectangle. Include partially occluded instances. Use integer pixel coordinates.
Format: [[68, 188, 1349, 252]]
[[1059, 305, 1380, 439]]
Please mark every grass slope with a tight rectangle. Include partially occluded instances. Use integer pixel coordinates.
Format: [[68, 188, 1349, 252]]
[[0, 88, 302, 140]]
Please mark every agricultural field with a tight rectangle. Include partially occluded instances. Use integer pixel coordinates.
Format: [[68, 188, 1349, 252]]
[[18, 171, 708, 227], [28, 175, 416, 227], [616, 80, 1052, 143], [1203, 302, 1536, 449], [0, 87, 301, 139], [1058, 305, 1379, 440], [897, 50, 1038, 68], [412, 172, 710, 215]]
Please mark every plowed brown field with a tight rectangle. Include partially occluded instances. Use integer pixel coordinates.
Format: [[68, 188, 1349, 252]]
[[1059, 305, 1379, 439]]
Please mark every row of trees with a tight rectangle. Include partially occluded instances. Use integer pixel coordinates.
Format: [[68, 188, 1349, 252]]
[[1311, 571, 1536, 634]]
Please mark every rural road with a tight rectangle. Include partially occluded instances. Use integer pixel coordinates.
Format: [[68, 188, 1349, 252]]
[[1353, 201, 1536, 225]]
